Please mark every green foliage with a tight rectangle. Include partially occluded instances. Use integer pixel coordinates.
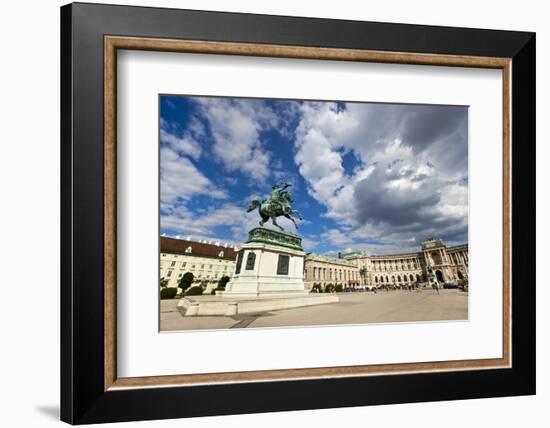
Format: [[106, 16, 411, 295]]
[[311, 283, 322, 293], [185, 286, 203, 296], [217, 275, 231, 290], [178, 272, 194, 293], [159, 277, 169, 288], [160, 287, 177, 299], [335, 284, 343, 292], [324, 283, 335, 293]]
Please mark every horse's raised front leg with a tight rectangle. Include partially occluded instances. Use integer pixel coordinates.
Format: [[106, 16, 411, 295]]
[[291, 209, 303, 220], [271, 217, 285, 232], [285, 214, 298, 229]]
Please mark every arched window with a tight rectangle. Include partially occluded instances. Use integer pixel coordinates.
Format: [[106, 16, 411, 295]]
[[397, 275, 402, 282], [410, 274, 414, 282], [185, 246, 192, 254]]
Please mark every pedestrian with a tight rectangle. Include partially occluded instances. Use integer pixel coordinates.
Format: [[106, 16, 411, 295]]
[[432, 282, 440, 294]]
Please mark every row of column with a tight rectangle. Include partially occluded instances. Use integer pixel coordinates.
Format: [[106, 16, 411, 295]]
[[371, 258, 420, 272], [311, 266, 359, 282], [449, 250, 468, 266], [423, 248, 451, 266]]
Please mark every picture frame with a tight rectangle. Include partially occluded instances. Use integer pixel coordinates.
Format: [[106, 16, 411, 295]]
[[61, 2, 535, 424]]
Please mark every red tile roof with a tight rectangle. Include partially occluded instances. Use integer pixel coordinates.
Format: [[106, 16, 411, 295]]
[[160, 237, 237, 261]]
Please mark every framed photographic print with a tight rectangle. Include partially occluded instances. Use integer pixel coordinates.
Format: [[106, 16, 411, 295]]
[[61, 2, 536, 424]]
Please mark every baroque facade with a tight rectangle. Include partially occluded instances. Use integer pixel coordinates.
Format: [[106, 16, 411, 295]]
[[304, 238, 468, 289], [160, 236, 468, 291], [304, 254, 361, 289], [160, 237, 237, 289]]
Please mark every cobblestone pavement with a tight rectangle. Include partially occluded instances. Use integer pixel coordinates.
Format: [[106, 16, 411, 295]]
[[160, 289, 468, 331]]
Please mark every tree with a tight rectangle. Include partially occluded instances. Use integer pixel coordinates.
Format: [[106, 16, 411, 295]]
[[178, 272, 194, 293], [160, 287, 177, 299], [217, 275, 230, 290], [311, 283, 322, 293], [185, 286, 203, 296], [159, 277, 169, 288]]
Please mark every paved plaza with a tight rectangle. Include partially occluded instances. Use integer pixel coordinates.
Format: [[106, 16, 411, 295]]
[[160, 289, 468, 331]]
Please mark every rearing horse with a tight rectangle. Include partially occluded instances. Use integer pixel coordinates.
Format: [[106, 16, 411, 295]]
[[247, 191, 303, 232]]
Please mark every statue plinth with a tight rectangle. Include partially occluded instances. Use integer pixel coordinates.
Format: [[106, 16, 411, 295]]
[[246, 227, 303, 251], [220, 227, 307, 298]]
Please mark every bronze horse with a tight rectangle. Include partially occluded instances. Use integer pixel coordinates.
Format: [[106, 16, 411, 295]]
[[247, 189, 302, 232]]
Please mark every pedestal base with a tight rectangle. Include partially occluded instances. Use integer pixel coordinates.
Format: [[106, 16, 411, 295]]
[[177, 294, 339, 317], [223, 227, 308, 297], [176, 227, 343, 317]]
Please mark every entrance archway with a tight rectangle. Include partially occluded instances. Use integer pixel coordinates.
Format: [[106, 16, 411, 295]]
[[435, 270, 444, 283], [457, 271, 464, 280]]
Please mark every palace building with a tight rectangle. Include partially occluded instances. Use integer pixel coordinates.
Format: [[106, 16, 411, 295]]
[[160, 235, 468, 292], [160, 237, 238, 289], [303, 254, 361, 289], [304, 238, 468, 289]]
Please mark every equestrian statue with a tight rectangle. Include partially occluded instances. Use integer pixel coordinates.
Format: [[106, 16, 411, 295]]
[[247, 182, 303, 232]]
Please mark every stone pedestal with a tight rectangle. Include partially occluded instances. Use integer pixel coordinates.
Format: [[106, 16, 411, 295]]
[[220, 227, 308, 298], [178, 227, 339, 317]]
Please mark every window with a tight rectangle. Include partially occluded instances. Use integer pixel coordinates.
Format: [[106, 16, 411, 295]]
[[185, 246, 192, 253], [201, 264, 204, 268], [167, 271, 172, 277], [235, 252, 244, 274], [277, 255, 290, 275], [209, 264, 213, 269], [182, 262, 186, 267], [245, 252, 256, 270], [171, 261, 176, 267]]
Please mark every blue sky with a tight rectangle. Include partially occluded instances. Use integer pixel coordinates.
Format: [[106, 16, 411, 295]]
[[160, 95, 468, 255]]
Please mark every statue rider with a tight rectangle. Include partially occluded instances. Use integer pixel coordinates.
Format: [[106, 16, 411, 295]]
[[270, 182, 291, 201], [269, 182, 292, 213]]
